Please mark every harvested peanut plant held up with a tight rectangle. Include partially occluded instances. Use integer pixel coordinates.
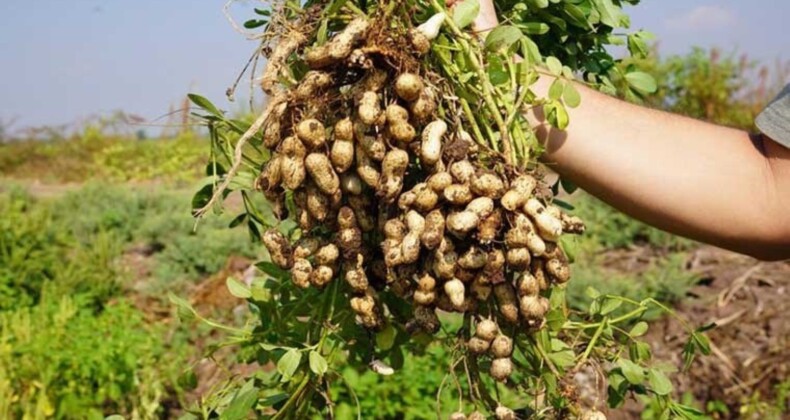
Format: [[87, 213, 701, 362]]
[[185, 1, 711, 418]]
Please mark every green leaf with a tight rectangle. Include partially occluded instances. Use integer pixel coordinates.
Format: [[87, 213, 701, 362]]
[[191, 184, 215, 212], [168, 293, 197, 321], [229, 171, 255, 191], [682, 329, 712, 371], [260, 393, 288, 408], [563, 4, 591, 29], [558, 236, 578, 263], [219, 382, 259, 420], [627, 33, 649, 58], [648, 369, 673, 396], [630, 321, 649, 337], [536, 329, 551, 354], [178, 369, 198, 391], [545, 309, 566, 331], [563, 83, 581, 108], [277, 349, 302, 380], [485, 25, 523, 51], [545, 101, 569, 130], [254, 8, 271, 16], [617, 358, 645, 384], [316, 19, 329, 46], [243, 19, 267, 29], [226, 277, 252, 299], [692, 332, 711, 355], [228, 213, 247, 229], [600, 298, 622, 315], [585, 287, 601, 299], [671, 403, 707, 419], [188, 94, 223, 117], [247, 219, 262, 243], [559, 178, 578, 196], [629, 341, 652, 364], [594, 0, 625, 28], [549, 286, 566, 309], [548, 79, 565, 101], [542, 372, 558, 394], [309, 351, 328, 377], [256, 261, 289, 281], [519, 37, 542, 65], [607, 371, 628, 408], [489, 70, 509, 86], [553, 198, 575, 211], [548, 348, 575, 369], [545, 56, 563, 76], [205, 161, 227, 177], [250, 278, 272, 302], [376, 324, 397, 351], [453, 0, 479, 30], [625, 71, 657, 94], [588, 298, 601, 315], [517, 22, 550, 35]]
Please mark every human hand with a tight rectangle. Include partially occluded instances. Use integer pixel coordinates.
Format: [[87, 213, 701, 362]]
[[446, 0, 499, 33]]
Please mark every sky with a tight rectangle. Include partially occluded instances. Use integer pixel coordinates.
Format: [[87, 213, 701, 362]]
[[1, 1, 789, 133]]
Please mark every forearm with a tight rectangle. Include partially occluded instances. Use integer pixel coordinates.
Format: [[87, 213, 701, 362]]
[[529, 76, 790, 260]]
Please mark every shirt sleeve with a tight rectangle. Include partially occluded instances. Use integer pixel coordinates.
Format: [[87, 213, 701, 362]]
[[755, 84, 790, 148]]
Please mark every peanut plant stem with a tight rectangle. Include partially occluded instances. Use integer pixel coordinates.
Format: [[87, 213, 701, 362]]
[[272, 375, 310, 420], [530, 337, 561, 379], [429, 0, 515, 165], [459, 97, 487, 148], [577, 318, 607, 369]]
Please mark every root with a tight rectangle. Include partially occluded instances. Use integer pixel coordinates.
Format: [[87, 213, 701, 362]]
[[261, 32, 308, 94]]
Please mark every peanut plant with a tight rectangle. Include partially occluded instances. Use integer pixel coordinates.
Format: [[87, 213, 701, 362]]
[[184, 1, 711, 418]]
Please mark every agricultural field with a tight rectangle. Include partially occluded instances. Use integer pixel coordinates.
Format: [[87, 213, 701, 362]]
[[1, 2, 789, 419], [1, 71, 788, 418]]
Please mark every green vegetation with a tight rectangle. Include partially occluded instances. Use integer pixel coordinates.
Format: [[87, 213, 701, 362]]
[[0, 40, 785, 418], [0, 131, 206, 183], [0, 184, 261, 418], [564, 194, 698, 316], [0, 294, 178, 420]]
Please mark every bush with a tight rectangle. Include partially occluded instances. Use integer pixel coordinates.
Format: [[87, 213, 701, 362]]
[[0, 184, 256, 418], [42, 183, 262, 295], [0, 289, 184, 419], [0, 189, 120, 311]]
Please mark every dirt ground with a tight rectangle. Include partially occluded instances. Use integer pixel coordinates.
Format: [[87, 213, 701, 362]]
[[610, 246, 790, 418]]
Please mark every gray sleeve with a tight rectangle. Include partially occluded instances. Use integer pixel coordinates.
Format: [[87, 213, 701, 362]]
[[755, 84, 790, 148]]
